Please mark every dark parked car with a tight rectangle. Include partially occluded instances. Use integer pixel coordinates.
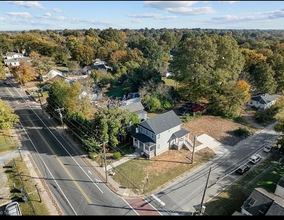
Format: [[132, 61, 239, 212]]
[[177, 106, 189, 116], [236, 164, 250, 175]]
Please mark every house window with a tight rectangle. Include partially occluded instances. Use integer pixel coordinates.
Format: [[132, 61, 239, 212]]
[[248, 198, 256, 206], [151, 133, 154, 139], [145, 130, 149, 136], [259, 205, 267, 214], [134, 138, 138, 145], [139, 127, 144, 133], [158, 134, 160, 139], [158, 144, 160, 149]]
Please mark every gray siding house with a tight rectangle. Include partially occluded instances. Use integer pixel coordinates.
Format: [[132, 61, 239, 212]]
[[247, 94, 281, 110], [240, 176, 284, 216], [120, 101, 147, 121], [132, 110, 190, 159]]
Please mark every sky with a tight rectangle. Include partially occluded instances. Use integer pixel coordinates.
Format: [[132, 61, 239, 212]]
[[0, 1, 284, 31]]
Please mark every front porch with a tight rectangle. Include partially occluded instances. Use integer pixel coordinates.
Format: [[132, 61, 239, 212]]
[[132, 133, 156, 158], [170, 128, 191, 150]]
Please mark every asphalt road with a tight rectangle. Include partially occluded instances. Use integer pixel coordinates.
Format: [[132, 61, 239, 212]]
[[144, 122, 280, 215], [0, 80, 141, 215], [1, 79, 281, 216]]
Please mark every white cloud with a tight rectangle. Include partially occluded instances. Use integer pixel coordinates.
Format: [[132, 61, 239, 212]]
[[198, 8, 284, 24], [4, 1, 45, 10], [56, 16, 66, 21], [53, 8, 63, 13], [218, 1, 238, 4], [0, 17, 5, 21], [6, 12, 32, 18], [143, 1, 215, 16], [155, 16, 177, 20], [167, 7, 215, 15], [143, 1, 198, 9], [44, 12, 51, 17], [130, 19, 142, 24], [127, 13, 161, 18]]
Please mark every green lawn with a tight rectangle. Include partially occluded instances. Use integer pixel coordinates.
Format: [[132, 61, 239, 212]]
[[113, 151, 215, 195], [5, 157, 50, 215], [0, 130, 17, 153], [56, 66, 69, 73], [162, 77, 179, 88], [106, 84, 125, 98]]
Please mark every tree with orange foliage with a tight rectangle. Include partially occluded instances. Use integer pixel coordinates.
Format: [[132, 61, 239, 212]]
[[10, 60, 37, 86]]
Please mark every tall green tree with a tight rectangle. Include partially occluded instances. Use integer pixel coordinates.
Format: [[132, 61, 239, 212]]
[[0, 100, 19, 130]]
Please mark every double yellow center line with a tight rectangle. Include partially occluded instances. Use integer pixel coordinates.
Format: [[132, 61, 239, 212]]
[[27, 116, 93, 204]]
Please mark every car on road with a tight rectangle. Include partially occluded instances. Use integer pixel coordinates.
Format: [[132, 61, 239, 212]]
[[263, 145, 272, 153], [236, 164, 250, 175], [249, 154, 261, 164]]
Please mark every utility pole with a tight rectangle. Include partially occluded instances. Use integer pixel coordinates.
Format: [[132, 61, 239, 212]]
[[191, 135, 197, 164], [200, 167, 211, 215], [55, 107, 64, 128], [18, 147, 23, 162], [35, 184, 42, 203], [36, 89, 43, 114], [103, 142, 108, 183]]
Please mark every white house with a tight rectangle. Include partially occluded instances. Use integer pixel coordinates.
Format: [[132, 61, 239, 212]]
[[132, 110, 190, 159], [3, 58, 20, 67], [247, 94, 281, 110], [42, 69, 63, 82], [5, 52, 24, 60], [4, 52, 31, 67]]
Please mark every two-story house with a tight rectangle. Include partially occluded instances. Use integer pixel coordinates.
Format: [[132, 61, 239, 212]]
[[3, 52, 31, 67], [238, 176, 284, 216], [247, 94, 282, 110], [132, 110, 190, 158]]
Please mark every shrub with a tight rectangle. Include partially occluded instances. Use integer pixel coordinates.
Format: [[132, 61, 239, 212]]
[[233, 127, 251, 138], [113, 152, 122, 160]]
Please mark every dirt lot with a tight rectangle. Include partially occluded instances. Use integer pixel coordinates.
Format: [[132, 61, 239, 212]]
[[182, 115, 251, 146], [145, 114, 253, 173]]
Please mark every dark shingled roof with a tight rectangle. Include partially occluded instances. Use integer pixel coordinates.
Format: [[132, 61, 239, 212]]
[[241, 187, 284, 216], [139, 110, 182, 134], [172, 128, 190, 138], [251, 94, 281, 104], [277, 176, 284, 188], [132, 133, 155, 145], [120, 102, 145, 113]]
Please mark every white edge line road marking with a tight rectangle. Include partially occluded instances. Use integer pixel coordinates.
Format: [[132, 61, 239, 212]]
[[12, 83, 136, 212], [18, 120, 77, 215], [12, 86, 104, 193], [121, 198, 139, 216]]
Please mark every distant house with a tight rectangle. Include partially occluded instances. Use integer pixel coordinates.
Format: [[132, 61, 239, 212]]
[[120, 101, 147, 121], [42, 69, 64, 82], [3, 58, 21, 67], [3, 52, 31, 67], [5, 52, 23, 60], [132, 110, 190, 159], [247, 94, 281, 110], [240, 176, 284, 216], [82, 58, 113, 75]]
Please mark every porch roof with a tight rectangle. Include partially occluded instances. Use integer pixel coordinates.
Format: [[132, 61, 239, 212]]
[[132, 133, 155, 145], [172, 128, 190, 138]]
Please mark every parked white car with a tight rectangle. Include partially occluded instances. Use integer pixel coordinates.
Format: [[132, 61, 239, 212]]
[[263, 145, 272, 153], [249, 154, 261, 164]]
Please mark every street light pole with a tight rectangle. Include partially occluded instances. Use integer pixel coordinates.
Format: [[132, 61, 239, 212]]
[[191, 135, 197, 164], [200, 167, 211, 215], [103, 142, 108, 183]]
